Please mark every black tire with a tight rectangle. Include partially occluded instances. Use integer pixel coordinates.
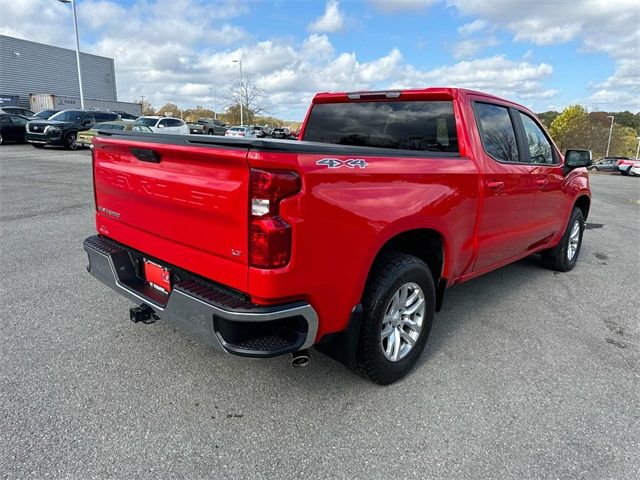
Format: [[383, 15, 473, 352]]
[[541, 208, 585, 272], [352, 252, 435, 385], [32, 143, 45, 148], [65, 131, 78, 150], [621, 168, 629, 176]]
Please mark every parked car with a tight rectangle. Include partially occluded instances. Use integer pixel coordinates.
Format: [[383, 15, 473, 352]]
[[25, 109, 119, 150], [114, 111, 138, 121], [250, 126, 270, 138], [0, 114, 29, 144], [188, 118, 227, 135], [224, 126, 257, 138], [614, 157, 635, 175], [271, 127, 291, 139], [133, 116, 189, 134], [591, 157, 619, 171], [76, 121, 153, 148], [84, 87, 592, 384], [0, 106, 35, 117], [628, 162, 640, 177], [30, 109, 60, 120]]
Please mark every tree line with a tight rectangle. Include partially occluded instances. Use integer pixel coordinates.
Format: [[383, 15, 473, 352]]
[[538, 108, 639, 158]]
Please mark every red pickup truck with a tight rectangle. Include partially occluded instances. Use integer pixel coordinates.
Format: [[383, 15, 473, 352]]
[[84, 88, 592, 384]]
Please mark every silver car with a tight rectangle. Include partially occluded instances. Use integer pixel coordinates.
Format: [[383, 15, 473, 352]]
[[224, 126, 257, 138]]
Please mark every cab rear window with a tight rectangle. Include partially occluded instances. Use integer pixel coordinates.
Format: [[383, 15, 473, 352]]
[[302, 100, 458, 153]]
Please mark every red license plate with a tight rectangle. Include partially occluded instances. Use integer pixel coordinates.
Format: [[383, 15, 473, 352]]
[[143, 259, 171, 292]]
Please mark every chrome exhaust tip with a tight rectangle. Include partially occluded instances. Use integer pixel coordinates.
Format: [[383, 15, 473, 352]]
[[291, 349, 310, 368]]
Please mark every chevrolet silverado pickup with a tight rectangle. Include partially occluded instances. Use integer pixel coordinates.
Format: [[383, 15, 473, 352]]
[[83, 88, 592, 384]]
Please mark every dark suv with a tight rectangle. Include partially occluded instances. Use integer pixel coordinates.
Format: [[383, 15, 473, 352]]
[[26, 110, 119, 150]]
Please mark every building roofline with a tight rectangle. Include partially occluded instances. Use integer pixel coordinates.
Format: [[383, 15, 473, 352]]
[[0, 34, 114, 63]]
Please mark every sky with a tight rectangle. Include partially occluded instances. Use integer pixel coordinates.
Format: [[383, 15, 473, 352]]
[[1, 0, 638, 120]]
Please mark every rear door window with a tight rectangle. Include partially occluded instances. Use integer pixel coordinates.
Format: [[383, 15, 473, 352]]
[[474, 103, 520, 163], [302, 100, 459, 153]]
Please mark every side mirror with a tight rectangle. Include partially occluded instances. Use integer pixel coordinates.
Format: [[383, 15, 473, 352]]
[[82, 119, 91, 126], [564, 149, 592, 169]]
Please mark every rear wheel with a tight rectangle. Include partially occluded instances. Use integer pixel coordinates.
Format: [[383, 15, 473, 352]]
[[353, 252, 435, 385], [541, 208, 584, 272]]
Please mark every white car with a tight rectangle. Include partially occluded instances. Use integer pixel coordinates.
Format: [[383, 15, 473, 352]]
[[224, 126, 257, 138], [629, 162, 640, 177], [133, 116, 189, 134]]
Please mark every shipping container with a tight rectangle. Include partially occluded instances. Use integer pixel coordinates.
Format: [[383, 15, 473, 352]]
[[0, 94, 19, 107], [29, 93, 142, 116]]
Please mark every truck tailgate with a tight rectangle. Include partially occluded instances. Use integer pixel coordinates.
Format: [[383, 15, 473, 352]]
[[92, 135, 250, 291]]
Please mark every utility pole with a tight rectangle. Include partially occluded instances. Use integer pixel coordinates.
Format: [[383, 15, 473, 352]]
[[58, 0, 84, 109], [232, 59, 243, 126], [636, 136, 640, 160], [605, 115, 615, 157], [140, 94, 146, 114], [209, 87, 216, 119]]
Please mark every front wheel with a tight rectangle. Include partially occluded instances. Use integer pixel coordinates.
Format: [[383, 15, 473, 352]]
[[353, 252, 435, 384], [541, 208, 585, 272], [32, 143, 45, 149], [65, 132, 78, 150]]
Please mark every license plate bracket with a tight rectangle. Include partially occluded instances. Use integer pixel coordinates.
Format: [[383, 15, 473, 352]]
[[143, 259, 171, 293]]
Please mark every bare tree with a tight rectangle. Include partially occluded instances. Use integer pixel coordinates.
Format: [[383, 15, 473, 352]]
[[223, 74, 268, 125]]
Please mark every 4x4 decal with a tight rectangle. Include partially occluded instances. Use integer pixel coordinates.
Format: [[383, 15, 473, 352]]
[[316, 158, 368, 169]]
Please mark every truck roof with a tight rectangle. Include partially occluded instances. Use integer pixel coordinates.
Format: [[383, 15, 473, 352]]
[[311, 87, 530, 112]]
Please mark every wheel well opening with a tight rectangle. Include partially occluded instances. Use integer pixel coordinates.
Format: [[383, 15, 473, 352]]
[[575, 196, 590, 220], [375, 229, 444, 284]]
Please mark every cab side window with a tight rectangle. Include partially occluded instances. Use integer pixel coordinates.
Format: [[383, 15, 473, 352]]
[[518, 112, 555, 164], [158, 119, 170, 127], [474, 102, 520, 163]]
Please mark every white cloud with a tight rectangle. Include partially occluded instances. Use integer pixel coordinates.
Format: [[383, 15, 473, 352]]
[[457, 19, 486, 36], [307, 0, 345, 33], [447, 0, 640, 110], [369, 0, 439, 13], [453, 36, 498, 59], [395, 55, 557, 103]]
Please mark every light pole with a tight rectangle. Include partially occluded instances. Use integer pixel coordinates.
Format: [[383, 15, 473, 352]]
[[58, 0, 84, 109], [605, 115, 614, 157], [232, 59, 243, 126], [635, 136, 640, 160], [209, 87, 217, 120]]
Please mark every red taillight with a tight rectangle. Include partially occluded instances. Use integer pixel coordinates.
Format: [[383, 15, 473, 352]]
[[249, 169, 300, 268]]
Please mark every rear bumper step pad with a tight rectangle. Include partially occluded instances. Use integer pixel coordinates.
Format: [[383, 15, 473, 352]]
[[83, 235, 318, 357]]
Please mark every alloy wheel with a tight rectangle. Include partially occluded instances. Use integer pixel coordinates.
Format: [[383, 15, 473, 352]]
[[380, 282, 425, 362]]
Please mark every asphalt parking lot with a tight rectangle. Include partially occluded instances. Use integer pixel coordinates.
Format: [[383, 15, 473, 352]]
[[1, 143, 639, 479]]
